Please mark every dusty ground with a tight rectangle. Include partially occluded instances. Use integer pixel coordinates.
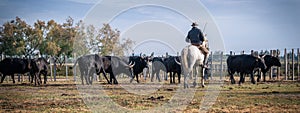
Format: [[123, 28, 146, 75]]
[[0, 76, 299, 113]]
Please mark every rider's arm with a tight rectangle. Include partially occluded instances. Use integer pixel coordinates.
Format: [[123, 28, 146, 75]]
[[185, 35, 190, 43]]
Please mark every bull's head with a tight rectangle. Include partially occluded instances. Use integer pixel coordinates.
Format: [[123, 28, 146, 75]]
[[256, 56, 267, 70], [128, 61, 135, 68], [111, 56, 135, 77], [268, 55, 281, 67]]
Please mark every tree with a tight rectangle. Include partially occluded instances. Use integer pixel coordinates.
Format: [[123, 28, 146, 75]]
[[0, 17, 34, 57], [120, 38, 134, 56], [73, 22, 134, 57], [30, 20, 47, 56], [40, 17, 75, 58], [98, 23, 120, 56], [98, 23, 134, 56], [0, 17, 135, 59], [73, 20, 90, 56], [0, 17, 75, 58]]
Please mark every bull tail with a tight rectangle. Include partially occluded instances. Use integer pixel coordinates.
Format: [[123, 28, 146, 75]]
[[226, 56, 233, 75], [73, 59, 78, 68], [73, 57, 80, 74]]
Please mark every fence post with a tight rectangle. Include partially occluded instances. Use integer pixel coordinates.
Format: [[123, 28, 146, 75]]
[[65, 55, 68, 80], [288, 51, 291, 80], [292, 49, 295, 81], [53, 58, 57, 82], [17, 52, 21, 82], [297, 48, 300, 80], [17, 55, 21, 82], [210, 51, 213, 80], [50, 57, 53, 81], [73, 53, 77, 81], [269, 50, 273, 80], [220, 52, 223, 80], [284, 48, 288, 80], [277, 49, 280, 80]]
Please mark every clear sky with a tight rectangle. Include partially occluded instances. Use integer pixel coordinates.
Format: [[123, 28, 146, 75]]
[[0, 0, 299, 55]]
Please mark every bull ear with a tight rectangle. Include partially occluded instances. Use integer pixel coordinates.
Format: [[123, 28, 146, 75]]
[[140, 53, 142, 57], [150, 52, 154, 57]]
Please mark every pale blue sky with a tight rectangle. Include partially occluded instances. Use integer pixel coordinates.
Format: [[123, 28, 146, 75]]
[[0, 0, 299, 55]]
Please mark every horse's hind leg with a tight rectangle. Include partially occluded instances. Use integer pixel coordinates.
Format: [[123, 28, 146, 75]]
[[193, 66, 198, 87], [184, 73, 189, 88], [201, 67, 205, 87]]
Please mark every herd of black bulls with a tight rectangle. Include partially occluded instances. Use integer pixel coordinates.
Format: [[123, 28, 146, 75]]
[[227, 54, 281, 85], [0, 53, 281, 86], [73, 53, 182, 85], [0, 57, 49, 85]]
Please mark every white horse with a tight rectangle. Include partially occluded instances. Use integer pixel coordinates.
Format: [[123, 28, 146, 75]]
[[180, 42, 207, 88]]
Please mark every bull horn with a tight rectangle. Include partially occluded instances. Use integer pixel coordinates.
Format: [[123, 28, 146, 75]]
[[128, 61, 133, 65], [257, 55, 261, 59], [129, 61, 135, 68], [174, 58, 181, 65], [47, 57, 51, 63]]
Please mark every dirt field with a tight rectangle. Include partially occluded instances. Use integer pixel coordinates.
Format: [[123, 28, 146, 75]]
[[0, 77, 299, 113]]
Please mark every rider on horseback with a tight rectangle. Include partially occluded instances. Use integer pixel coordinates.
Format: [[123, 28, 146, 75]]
[[185, 22, 210, 68]]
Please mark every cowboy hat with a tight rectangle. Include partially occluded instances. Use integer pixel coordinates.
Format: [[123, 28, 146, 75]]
[[191, 22, 198, 26]]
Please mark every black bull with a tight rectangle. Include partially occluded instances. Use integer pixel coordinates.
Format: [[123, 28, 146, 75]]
[[151, 57, 165, 82], [255, 55, 281, 82], [73, 55, 134, 85], [151, 56, 181, 84], [30, 57, 50, 85], [227, 55, 267, 84], [164, 56, 181, 84], [0, 58, 49, 85], [99, 56, 135, 84], [101, 55, 148, 84], [127, 56, 148, 83]]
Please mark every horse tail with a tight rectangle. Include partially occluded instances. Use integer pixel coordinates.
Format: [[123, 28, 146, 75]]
[[181, 47, 191, 74]]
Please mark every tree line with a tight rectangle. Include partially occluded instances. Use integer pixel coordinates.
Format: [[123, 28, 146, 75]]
[[0, 16, 134, 60]]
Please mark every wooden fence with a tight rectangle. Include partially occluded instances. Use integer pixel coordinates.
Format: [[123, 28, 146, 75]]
[[1, 48, 299, 83]]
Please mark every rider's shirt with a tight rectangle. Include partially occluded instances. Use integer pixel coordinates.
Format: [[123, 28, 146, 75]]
[[186, 27, 205, 45]]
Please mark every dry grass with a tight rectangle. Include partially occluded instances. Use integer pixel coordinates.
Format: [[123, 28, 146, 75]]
[[0, 77, 299, 113]]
